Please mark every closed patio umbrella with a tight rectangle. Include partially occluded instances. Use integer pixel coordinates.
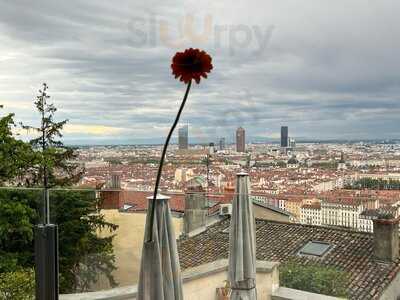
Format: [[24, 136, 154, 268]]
[[137, 195, 183, 300], [228, 172, 257, 299]]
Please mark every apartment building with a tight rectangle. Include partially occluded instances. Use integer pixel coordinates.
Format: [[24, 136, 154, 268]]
[[300, 197, 379, 232], [300, 203, 322, 226], [284, 197, 305, 221], [321, 199, 363, 228]]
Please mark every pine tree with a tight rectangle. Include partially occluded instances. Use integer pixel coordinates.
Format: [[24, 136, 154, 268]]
[[22, 83, 82, 187]]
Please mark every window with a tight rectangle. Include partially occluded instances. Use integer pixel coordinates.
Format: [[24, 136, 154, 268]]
[[298, 241, 332, 257]]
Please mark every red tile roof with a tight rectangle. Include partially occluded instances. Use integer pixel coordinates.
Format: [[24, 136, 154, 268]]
[[101, 190, 185, 213], [178, 218, 400, 300], [301, 203, 321, 210]]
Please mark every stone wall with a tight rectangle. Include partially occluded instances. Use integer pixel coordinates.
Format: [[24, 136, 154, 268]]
[[271, 287, 343, 300], [253, 204, 290, 223], [379, 269, 400, 300], [61, 259, 280, 300], [184, 192, 207, 234], [92, 209, 183, 290]]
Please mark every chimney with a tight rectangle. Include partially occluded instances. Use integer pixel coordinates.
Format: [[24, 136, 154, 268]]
[[184, 182, 207, 235], [110, 173, 121, 189], [373, 216, 399, 262]]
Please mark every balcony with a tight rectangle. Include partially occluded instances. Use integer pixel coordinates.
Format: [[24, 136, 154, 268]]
[[60, 259, 342, 300], [61, 260, 278, 300]]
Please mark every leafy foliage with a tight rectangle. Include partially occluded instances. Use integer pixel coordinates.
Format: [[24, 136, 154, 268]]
[[0, 269, 35, 300], [0, 190, 39, 273], [279, 260, 348, 298], [0, 111, 36, 185], [376, 210, 395, 219], [276, 160, 287, 168], [50, 190, 118, 292], [0, 189, 118, 293], [345, 177, 400, 190], [311, 161, 338, 170]]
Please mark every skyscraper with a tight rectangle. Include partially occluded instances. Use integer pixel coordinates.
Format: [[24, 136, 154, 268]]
[[208, 142, 215, 154], [178, 125, 188, 150], [281, 126, 288, 148], [219, 137, 225, 150], [236, 127, 245, 152]]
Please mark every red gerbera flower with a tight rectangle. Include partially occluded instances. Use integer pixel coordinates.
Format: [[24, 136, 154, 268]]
[[171, 48, 213, 84]]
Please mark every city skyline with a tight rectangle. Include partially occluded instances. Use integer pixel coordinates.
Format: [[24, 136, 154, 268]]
[[60, 135, 400, 147], [59, 125, 400, 146]]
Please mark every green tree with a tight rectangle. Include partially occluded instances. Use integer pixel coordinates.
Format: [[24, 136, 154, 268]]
[[0, 190, 39, 273], [0, 188, 119, 293], [0, 107, 36, 185], [0, 109, 37, 299], [346, 178, 400, 190], [21, 83, 82, 187], [50, 190, 118, 292], [276, 160, 287, 168], [279, 260, 348, 298], [0, 84, 119, 293]]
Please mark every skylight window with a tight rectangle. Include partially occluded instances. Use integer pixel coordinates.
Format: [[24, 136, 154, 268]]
[[298, 241, 332, 257]]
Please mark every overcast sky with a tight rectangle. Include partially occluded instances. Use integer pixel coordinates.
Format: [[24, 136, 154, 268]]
[[0, 0, 399, 144]]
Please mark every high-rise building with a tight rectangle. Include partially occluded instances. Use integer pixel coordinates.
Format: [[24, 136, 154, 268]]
[[281, 126, 289, 148], [219, 138, 225, 150], [236, 127, 245, 152], [289, 138, 296, 148], [208, 142, 215, 154], [337, 152, 347, 171], [178, 125, 188, 150]]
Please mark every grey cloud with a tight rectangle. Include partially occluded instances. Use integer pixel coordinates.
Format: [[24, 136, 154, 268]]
[[0, 0, 399, 142]]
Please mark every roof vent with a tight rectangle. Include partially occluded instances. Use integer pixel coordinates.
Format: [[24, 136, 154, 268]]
[[220, 204, 232, 216]]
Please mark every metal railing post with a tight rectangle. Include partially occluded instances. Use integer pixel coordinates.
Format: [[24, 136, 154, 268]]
[[34, 224, 59, 300]]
